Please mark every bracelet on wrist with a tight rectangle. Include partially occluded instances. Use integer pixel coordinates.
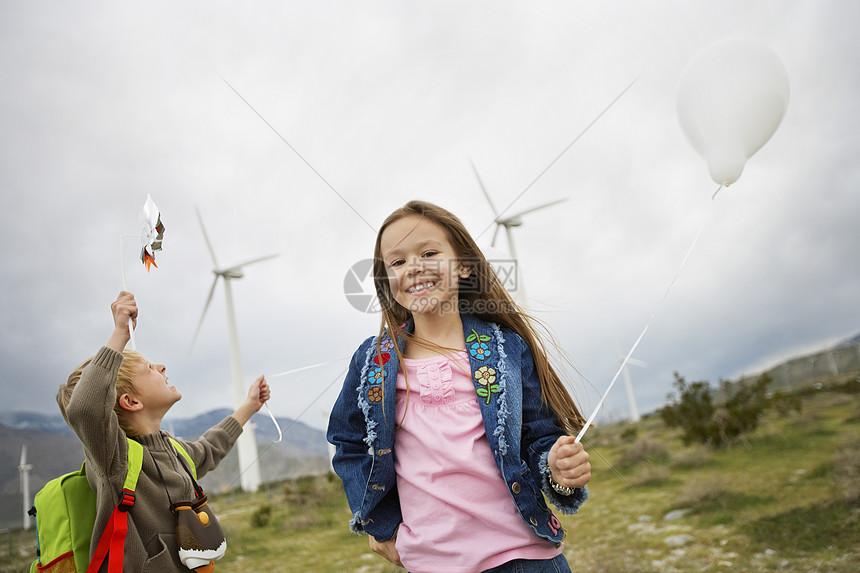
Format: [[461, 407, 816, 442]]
[[545, 466, 577, 496]]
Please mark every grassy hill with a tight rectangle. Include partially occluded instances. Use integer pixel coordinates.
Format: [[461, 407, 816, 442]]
[[3, 382, 857, 572]]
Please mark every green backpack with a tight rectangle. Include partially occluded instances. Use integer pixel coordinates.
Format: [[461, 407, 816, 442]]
[[29, 437, 196, 573]]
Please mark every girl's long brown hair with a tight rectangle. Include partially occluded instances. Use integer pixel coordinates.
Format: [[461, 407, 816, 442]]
[[373, 200, 586, 434]]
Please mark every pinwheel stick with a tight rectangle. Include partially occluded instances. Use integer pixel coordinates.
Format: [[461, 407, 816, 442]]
[[120, 233, 145, 350]]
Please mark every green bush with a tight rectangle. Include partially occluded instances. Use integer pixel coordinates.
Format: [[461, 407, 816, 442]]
[[770, 389, 803, 417], [659, 372, 715, 446], [251, 504, 273, 528], [619, 425, 639, 441], [659, 372, 772, 447]]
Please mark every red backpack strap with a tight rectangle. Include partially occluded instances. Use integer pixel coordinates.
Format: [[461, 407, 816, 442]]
[[86, 438, 144, 573]]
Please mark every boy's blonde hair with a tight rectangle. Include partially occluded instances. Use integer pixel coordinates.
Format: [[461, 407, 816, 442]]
[[58, 350, 148, 436]]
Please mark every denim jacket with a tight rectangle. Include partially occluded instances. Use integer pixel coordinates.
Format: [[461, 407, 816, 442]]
[[326, 314, 588, 547]]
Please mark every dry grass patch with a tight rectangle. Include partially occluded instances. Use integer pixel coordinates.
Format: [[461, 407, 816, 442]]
[[617, 436, 671, 469], [630, 464, 672, 487], [832, 434, 860, 502], [669, 447, 712, 470]]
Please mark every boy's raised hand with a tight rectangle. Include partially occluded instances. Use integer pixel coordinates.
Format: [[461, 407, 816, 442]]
[[548, 435, 591, 490], [246, 375, 271, 412], [107, 291, 138, 353], [232, 375, 271, 426]]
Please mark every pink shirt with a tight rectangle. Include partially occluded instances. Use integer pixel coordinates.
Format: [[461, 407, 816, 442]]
[[393, 351, 561, 573]]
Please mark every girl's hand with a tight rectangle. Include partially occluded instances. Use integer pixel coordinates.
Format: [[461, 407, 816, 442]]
[[369, 534, 402, 567], [107, 291, 138, 352], [548, 435, 591, 489]]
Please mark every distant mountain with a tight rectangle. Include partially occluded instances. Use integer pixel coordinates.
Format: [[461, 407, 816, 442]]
[[834, 332, 860, 349], [0, 411, 76, 435], [165, 408, 325, 457], [0, 409, 330, 530], [725, 335, 860, 402], [0, 409, 326, 455]]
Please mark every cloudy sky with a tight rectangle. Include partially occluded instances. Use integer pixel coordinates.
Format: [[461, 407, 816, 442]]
[[2, 1, 858, 434]]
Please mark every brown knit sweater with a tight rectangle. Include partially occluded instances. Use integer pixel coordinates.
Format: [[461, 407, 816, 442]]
[[66, 346, 243, 572]]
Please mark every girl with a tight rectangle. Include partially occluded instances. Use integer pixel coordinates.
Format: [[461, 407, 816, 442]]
[[327, 201, 591, 572], [59, 291, 270, 572]]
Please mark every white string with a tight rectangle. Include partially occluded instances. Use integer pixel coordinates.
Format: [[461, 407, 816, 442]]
[[268, 362, 330, 379], [575, 192, 719, 443], [267, 357, 351, 379], [264, 403, 282, 443], [260, 357, 349, 443], [229, 366, 349, 490]]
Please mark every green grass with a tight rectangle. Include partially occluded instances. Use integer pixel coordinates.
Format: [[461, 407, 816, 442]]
[[3, 386, 858, 572], [743, 499, 860, 554], [560, 389, 860, 572]]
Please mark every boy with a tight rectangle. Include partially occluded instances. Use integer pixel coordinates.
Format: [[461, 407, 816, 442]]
[[58, 291, 270, 572]]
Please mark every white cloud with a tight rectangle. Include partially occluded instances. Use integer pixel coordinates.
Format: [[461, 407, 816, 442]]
[[2, 0, 858, 430]]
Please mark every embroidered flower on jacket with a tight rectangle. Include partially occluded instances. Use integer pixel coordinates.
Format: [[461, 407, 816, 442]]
[[379, 339, 394, 352], [367, 386, 383, 403], [466, 328, 492, 360], [367, 366, 385, 385], [474, 366, 500, 405]]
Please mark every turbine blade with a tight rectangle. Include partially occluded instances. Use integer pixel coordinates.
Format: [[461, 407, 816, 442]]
[[223, 253, 279, 274], [189, 277, 219, 355], [503, 198, 568, 221], [469, 159, 500, 218], [195, 207, 219, 268]]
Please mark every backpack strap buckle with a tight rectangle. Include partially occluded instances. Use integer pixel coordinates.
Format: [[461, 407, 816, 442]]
[[118, 488, 135, 512]]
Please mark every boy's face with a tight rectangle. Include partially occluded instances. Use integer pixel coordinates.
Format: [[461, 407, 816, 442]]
[[132, 360, 181, 412]]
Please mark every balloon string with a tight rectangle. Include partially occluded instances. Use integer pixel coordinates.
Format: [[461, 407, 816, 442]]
[[264, 403, 282, 443], [259, 357, 349, 442], [267, 358, 348, 379], [712, 183, 724, 200], [261, 357, 352, 446], [228, 366, 349, 491], [575, 201, 715, 443], [217, 358, 351, 486]]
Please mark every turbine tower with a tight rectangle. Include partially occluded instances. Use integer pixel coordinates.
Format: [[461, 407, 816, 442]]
[[470, 160, 567, 303], [191, 209, 278, 493], [19, 445, 32, 530], [616, 346, 647, 423]]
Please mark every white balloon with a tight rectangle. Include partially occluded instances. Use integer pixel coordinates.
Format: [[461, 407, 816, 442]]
[[677, 39, 790, 186]]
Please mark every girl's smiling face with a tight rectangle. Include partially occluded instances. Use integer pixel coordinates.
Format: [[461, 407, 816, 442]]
[[380, 215, 469, 316]]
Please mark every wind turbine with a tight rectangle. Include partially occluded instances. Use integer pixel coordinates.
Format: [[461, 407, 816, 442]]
[[190, 208, 278, 493], [616, 346, 647, 423], [469, 160, 567, 303], [19, 445, 32, 530]]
